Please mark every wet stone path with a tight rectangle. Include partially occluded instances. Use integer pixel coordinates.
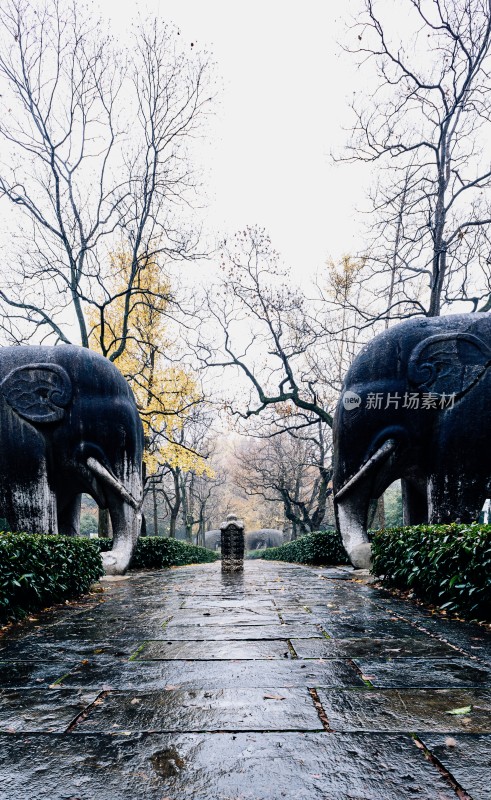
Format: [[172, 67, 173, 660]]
[[0, 561, 490, 799]]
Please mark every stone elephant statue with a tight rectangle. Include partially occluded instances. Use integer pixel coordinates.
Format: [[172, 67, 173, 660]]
[[333, 313, 491, 569], [245, 529, 284, 549], [0, 345, 144, 575]]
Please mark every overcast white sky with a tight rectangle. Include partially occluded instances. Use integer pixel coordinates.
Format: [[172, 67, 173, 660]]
[[100, 0, 370, 281]]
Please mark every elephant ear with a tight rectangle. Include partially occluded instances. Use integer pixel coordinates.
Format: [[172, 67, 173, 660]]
[[408, 332, 491, 397], [0, 363, 72, 423]]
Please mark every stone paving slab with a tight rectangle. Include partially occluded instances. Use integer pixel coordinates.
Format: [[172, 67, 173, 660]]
[[0, 660, 78, 688], [311, 566, 355, 579], [38, 620, 173, 639], [135, 639, 294, 660], [410, 621, 491, 665], [180, 598, 276, 608], [277, 611, 320, 623], [0, 637, 136, 660], [317, 618, 422, 639], [77, 687, 322, 733], [419, 734, 491, 800], [316, 687, 491, 732], [291, 636, 458, 658], [0, 731, 457, 800], [354, 657, 491, 688], [165, 609, 281, 627], [55, 657, 365, 689], [372, 596, 491, 662], [157, 623, 324, 640], [0, 688, 98, 732]]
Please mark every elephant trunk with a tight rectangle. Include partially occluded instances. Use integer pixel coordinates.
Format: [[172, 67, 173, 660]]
[[335, 491, 373, 569], [87, 457, 142, 575], [334, 439, 397, 569], [103, 487, 142, 575]]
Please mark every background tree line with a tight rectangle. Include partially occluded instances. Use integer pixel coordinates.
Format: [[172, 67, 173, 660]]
[[2, 0, 491, 539]]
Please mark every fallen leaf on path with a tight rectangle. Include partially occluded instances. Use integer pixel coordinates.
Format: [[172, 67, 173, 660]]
[[263, 693, 286, 700], [445, 705, 472, 715]]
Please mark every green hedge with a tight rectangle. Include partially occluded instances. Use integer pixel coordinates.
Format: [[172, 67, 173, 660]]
[[0, 532, 104, 621], [97, 536, 219, 569], [372, 523, 491, 619], [247, 530, 349, 566]]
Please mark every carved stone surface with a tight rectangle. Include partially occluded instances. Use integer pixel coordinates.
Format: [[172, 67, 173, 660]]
[[206, 528, 284, 552], [220, 514, 244, 572], [0, 345, 144, 575], [245, 528, 284, 550], [333, 313, 491, 568]]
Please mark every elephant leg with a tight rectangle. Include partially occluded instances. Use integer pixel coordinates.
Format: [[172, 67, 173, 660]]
[[3, 470, 58, 535], [428, 474, 484, 525], [57, 494, 82, 537], [401, 479, 428, 525]]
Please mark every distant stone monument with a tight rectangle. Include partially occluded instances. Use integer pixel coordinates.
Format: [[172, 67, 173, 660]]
[[246, 528, 284, 550], [204, 529, 221, 551], [220, 513, 245, 572]]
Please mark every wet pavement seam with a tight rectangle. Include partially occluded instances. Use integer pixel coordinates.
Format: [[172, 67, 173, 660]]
[[128, 642, 148, 660], [388, 612, 482, 664], [65, 689, 109, 733], [286, 640, 298, 659], [308, 688, 331, 731], [413, 735, 473, 800], [346, 657, 374, 686], [362, 591, 491, 664]]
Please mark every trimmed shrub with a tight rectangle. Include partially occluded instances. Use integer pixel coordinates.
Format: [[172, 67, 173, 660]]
[[247, 530, 349, 566], [0, 532, 104, 621], [96, 536, 219, 569], [372, 523, 491, 619]]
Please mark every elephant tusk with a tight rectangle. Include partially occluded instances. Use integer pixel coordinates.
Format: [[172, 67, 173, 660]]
[[86, 457, 141, 510], [335, 439, 396, 501]]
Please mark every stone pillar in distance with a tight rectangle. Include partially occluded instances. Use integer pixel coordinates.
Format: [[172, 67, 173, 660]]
[[220, 513, 245, 572]]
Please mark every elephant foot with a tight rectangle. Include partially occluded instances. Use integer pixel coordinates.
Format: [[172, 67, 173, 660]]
[[102, 548, 131, 576], [349, 542, 372, 570]]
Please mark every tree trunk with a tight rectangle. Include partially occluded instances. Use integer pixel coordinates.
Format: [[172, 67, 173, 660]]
[[169, 510, 179, 538], [197, 501, 206, 547], [153, 482, 159, 536]]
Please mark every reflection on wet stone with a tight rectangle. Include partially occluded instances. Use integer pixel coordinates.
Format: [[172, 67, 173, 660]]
[[150, 746, 186, 777], [0, 560, 489, 798]]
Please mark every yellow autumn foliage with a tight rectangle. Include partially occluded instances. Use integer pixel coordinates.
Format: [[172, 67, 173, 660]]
[[327, 255, 365, 301], [88, 250, 211, 477]]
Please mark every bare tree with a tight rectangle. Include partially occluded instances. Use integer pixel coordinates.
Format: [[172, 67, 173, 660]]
[[188, 470, 226, 545], [234, 422, 333, 537], [0, 0, 212, 349], [198, 227, 337, 430], [196, 228, 391, 533], [343, 0, 491, 317]]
